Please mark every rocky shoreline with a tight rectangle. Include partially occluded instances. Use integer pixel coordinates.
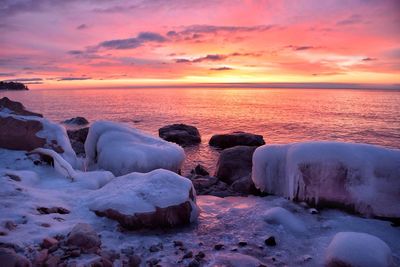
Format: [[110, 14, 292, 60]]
[[0, 97, 399, 267]]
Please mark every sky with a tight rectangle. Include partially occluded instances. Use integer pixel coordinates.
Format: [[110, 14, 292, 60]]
[[0, 0, 399, 89]]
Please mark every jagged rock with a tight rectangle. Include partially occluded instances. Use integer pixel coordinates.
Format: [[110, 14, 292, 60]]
[[0, 97, 41, 117], [67, 127, 89, 156], [209, 132, 265, 149], [190, 164, 209, 176]]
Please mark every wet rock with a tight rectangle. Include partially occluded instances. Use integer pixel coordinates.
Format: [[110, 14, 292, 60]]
[[215, 146, 257, 185], [0, 97, 42, 117], [190, 164, 209, 176], [195, 251, 205, 261], [159, 124, 201, 146], [34, 249, 48, 266], [45, 255, 60, 267], [62, 116, 89, 125], [0, 247, 31, 267], [146, 258, 160, 266], [173, 241, 184, 247], [128, 254, 141, 267], [67, 127, 89, 156], [238, 241, 248, 247], [67, 223, 101, 253], [214, 244, 224, 250], [230, 174, 260, 195], [182, 251, 193, 259], [4, 221, 16, 231], [188, 259, 200, 267], [37, 207, 70, 215], [209, 132, 265, 149], [149, 243, 163, 252], [42, 237, 58, 249], [264, 236, 276, 246]]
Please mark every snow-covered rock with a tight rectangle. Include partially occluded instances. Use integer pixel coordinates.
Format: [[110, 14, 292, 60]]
[[85, 121, 185, 175], [252, 142, 400, 218], [263, 207, 306, 233], [87, 169, 198, 229], [325, 232, 394, 267], [0, 111, 77, 167]]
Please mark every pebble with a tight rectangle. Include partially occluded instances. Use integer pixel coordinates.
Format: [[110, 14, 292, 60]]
[[214, 244, 224, 250], [264, 236, 277, 246]]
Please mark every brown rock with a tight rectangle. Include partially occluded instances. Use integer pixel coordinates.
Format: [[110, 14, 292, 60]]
[[45, 255, 60, 267], [42, 237, 58, 249], [33, 249, 48, 265], [0, 247, 31, 267], [67, 223, 101, 253], [0, 97, 42, 117], [209, 132, 265, 149]]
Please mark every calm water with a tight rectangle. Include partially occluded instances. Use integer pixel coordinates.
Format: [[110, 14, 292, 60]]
[[2, 88, 400, 174]]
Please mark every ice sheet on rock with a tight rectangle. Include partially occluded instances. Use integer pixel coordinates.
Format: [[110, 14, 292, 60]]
[[325, 232, 394, 267], [85, 121, 185, 175], [28, 148, 114, 189], [263, 207, 306, 234], [87, 169, 198, 218], [0, 112, 77, 168], [252, 142, 400, 218]]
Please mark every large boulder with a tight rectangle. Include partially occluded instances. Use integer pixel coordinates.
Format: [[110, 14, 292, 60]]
[[209, 131, 265, 149], [158, 124, 201, 146], [325, 232, 394, 267], [0, 97, 42, 117], [252, 142, 400, 218], [215, 146, 257, 184], [0, 100, 77, 167], [85, 121, 185, 175], [88, 169, 199, 229]]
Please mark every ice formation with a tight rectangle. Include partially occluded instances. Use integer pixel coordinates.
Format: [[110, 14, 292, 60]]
[[252, 142, 400, 218], [85, 121, 185, 175], [262, 207, 306, 233], [325, 232, 394, 267], [0, 111, 77, 167]]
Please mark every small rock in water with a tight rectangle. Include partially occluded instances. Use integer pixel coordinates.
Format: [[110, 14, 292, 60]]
[[191, 164, 209, 176], [308, 208, 319, 214], [37, 206, 70, 215], [264, 236, 277, 246]]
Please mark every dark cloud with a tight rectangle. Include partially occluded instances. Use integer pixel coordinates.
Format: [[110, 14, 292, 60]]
[[210, 66, 233, 71], [0, 72, 16, 77], [193, 54, 227, 62], [176, 52, 262, 63], [92, 4, 137, 13], [76, 24, 87, 30], [362, 57, 377, 61], [97, 32, 166, 50], [336, 14, 363, 26], [57, 77, 91, 81], [286, 45, 316, 51], [4, 77, 42, 82], [179, 24, 275, 35], [175, 59, 191, 63], [67, 50, 84, 55]]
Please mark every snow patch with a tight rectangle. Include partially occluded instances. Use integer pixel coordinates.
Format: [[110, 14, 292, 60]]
[[262, 207, 306, 233]]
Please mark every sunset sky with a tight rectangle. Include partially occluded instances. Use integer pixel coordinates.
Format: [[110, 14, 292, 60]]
[[0, 0, 399, 89]]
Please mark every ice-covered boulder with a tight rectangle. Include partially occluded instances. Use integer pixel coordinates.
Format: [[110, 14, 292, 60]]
[[85, 121, 185, 175], [325, 232, 394, 267], [209, 131, 265, 149], [252, 142, 400, 218], [0, 111, 77, 167], [263, 207, 306, 233], [159, 123, 201, 146], [87, 169, 199, 229]]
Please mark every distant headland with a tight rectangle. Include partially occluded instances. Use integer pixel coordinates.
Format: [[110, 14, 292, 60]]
[[0, 81, 29, 90]]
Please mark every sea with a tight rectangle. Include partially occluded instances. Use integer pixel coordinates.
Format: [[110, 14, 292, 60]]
[[2, 88, 400, 174]]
